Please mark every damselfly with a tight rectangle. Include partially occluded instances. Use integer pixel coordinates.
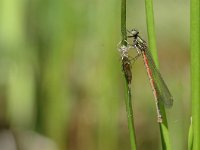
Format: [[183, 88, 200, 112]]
[[127, 29, 173, 123]]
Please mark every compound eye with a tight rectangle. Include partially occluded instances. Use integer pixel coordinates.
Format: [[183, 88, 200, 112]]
[[131, 29, 139, 36]]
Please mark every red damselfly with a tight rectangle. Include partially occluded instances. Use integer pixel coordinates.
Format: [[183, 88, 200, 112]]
[[127, 29, 173, 123]]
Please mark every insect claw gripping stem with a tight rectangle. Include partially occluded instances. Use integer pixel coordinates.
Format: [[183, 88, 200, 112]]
[[117, 40, 131, 49]]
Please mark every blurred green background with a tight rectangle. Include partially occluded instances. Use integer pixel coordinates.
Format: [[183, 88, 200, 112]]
[[0, 0, 190, 150]]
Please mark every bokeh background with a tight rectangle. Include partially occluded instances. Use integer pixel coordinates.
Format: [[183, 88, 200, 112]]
[[0, 0, 190, 150]]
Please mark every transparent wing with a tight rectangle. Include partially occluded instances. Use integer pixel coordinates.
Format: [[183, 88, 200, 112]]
[[144, 49, 173, 108]]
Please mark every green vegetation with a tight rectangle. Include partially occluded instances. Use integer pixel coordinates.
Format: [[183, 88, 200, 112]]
[[145, 0, 171, 149], [190, 0, 200, 149], [0, 0, 192, 150], [121, 0, 137, 149]]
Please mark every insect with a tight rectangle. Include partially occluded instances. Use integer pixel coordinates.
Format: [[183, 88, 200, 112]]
[[127, 29, 173, 123], [118, 44, 132, 85], [122, 56, 132, 85]]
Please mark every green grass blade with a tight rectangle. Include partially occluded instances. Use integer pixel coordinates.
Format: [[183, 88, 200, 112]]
[[145, 0, 158, 64], [145, 0, 171, 149], [121, 0, 127, 44], [190, 0, 200, 149], [188, 118, 193, 150], [124, 81, 137, 150], [121, 0, 137, 149]]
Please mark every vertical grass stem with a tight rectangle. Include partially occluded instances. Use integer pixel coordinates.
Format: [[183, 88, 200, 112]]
[[190, 0, 200, 149], [121, 0, 137, 149], [145, 0, 171, 149]]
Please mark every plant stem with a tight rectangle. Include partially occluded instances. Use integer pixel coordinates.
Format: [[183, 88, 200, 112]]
[[121, 0, 127, 45], [190, 0, 200, 149], [121, 0, 137, 149], [145, 0, 171, 149], [188, 118, 193, 150], [125, 81, 137, 150]]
